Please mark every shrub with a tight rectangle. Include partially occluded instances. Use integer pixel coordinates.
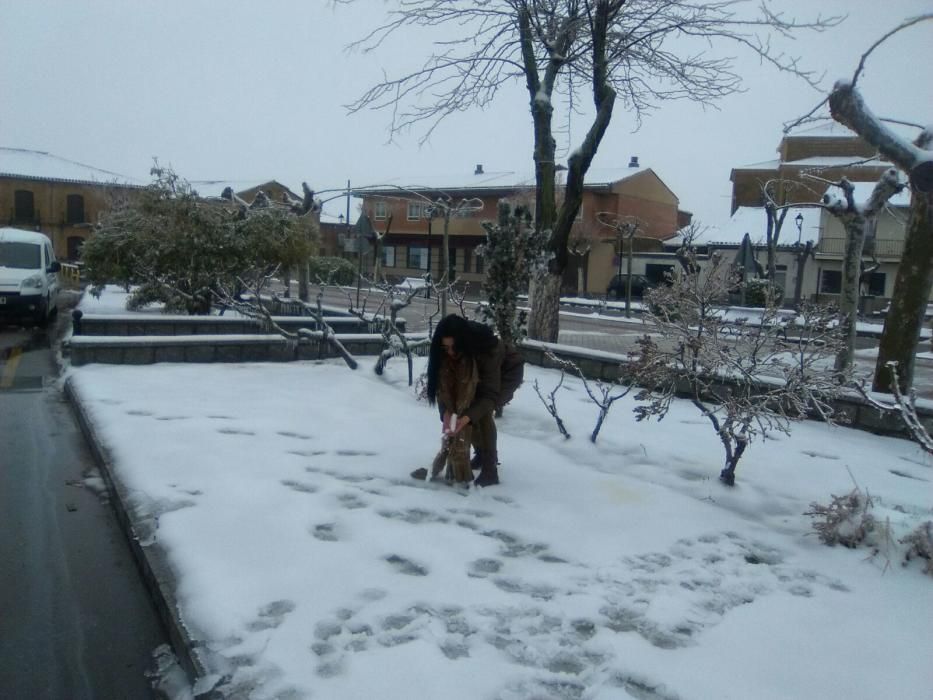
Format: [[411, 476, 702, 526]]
[[308, 256, 357, 286], [84, 165, 313, 314], [805, 488, 875, 548], [735, 279, 783, 307]]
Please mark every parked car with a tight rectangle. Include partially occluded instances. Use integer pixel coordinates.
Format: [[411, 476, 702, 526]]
[[0, 228, 61, 325], [607, 273, 650, 300]]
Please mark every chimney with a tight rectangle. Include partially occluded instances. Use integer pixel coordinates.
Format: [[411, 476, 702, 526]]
[[628, 156, 639, 168], [474, 163, 484, 175]]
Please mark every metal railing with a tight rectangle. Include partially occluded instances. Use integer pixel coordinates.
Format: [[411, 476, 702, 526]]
[[59, 262, 83, 287], [818, 238, 904, 258]]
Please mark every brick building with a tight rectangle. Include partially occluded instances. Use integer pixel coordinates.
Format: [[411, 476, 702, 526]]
[[0, 147, 142, 261], [357, 161, 689, 295]]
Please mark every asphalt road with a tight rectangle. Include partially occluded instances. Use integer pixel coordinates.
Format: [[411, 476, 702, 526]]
[[0, 305, 168, 698], [303, 283, 646, 338]]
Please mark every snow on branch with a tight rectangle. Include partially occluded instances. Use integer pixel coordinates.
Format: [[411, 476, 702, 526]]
[[533, 371, 571, 441], [543, 351, 631, 443]]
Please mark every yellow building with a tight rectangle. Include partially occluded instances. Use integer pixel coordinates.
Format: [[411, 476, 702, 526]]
[[0, 147, 141, 260]]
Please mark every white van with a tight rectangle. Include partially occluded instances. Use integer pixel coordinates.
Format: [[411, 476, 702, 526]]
[[0, 228, 61, 325]]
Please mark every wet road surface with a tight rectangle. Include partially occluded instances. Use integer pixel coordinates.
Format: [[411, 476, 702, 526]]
[[0, 309, 169, 698]]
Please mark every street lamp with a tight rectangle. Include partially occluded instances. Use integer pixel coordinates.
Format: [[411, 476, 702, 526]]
[[795, 212, 804, 244]]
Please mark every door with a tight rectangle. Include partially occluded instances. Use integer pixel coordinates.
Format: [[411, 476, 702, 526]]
[[44, 243, 60, 304]]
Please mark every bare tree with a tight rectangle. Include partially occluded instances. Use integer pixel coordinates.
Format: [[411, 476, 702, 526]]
[[815, 14, 933, 393], [596, 212, 645, 318], [533, 373, 572, 440], [545, 351, 631, 442], [346, 0, 839, 342], [818, 170, 904, 374], [629, 251, 843, 485], [341, 279, 431, 385]]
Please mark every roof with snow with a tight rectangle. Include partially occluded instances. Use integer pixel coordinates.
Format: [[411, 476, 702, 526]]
[[674, 206, 822, 247], [189, 179, 303, 200], [732, 159, 782, 172], [785, 121, 856, 138], [357, 165, 652, 196], [783, 155, 889, 169], [0, 147, 142, 186]]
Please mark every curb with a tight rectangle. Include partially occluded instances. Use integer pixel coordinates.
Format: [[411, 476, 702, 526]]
[[64, 377, 212, 692]]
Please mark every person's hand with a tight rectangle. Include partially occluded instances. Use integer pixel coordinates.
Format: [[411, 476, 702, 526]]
[[450, 415, 471, 435]]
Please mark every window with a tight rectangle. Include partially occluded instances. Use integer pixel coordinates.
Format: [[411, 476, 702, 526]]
[[448, 247, 457, 280], [407, 202, 423, 220], [645, 264, 674, 286], [773, 264, 787, 295], [381, 245, 396, 268], [373, 201, 387, 220], [475, 252, 484, 274], [463, 247, 472, 273], [407, 245, 429, 270], [820, 269, 841, 294], [14, 190, 35, 222], [66, 194, 85, 224], [67, 236, 84, 261], [865, 272, 886, 297], [0, 242, 41, 269]]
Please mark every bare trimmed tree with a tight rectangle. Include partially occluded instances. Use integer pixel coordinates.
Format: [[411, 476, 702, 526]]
[[629, 251, 843, 485], [346, 1, 839, 342], [819, 170, 904, 375], [807, 14, 933, 393]]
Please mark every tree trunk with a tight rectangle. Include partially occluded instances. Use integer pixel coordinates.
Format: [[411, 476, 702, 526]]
[[528, 269, 561, 342], [298, 262, 309, 302], [793, 242, 813, 309], [835, 219, 866, 374], [441, 214, 450, 317], [829, 83, 933, 392], [522, 2, 615, 342], [873, 190, 933, 392]]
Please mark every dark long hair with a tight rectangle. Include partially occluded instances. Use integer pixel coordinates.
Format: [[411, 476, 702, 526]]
[[426, 315, 498, 405]]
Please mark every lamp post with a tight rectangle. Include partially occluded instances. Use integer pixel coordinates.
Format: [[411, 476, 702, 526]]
[[792, 212, 812, 310]]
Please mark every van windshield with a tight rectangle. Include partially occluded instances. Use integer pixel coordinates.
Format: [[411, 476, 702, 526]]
[[0, 242, 42, 269]]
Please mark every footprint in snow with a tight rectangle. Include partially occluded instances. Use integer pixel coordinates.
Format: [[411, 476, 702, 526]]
[[281, 479, 318, 494], [384, 554, 428, 576], [800, 450, 840, 460], [276, 430, 312, 440]]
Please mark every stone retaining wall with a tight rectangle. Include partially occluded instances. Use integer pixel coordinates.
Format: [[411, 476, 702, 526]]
[[74, 313, 404, 337], [519, 339, 933, 441], [68, 333, 423, 367]]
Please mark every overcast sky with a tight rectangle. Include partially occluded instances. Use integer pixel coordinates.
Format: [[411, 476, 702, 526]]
[[2, 1, 931, 226]]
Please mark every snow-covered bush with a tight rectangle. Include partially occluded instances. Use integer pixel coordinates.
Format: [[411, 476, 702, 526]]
[[735, 279, 783, 308], [84, 165, 314, 314], [901, 521, 933, 577], [630, 251, 844, 485], [806, 488, 876, 548], [308, 256, 356, 286]]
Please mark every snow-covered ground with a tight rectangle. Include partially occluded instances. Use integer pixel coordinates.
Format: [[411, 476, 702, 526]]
[[69, 355, 932, 699]]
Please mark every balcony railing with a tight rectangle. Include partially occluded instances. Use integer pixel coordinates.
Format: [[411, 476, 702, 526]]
[[818, 237, 904, 258]]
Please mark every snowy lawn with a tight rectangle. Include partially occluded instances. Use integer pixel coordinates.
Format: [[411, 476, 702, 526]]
[[69, 358, 932, 699]]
